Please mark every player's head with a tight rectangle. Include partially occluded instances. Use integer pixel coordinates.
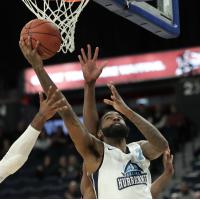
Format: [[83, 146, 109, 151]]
[[97, 111, 129, 140]]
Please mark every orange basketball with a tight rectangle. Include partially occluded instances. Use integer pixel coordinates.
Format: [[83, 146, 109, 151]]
[[20, 19, 62, 60]]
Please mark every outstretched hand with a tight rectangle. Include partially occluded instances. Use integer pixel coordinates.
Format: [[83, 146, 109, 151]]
[[39, 86, 68, 121], [163, 149, 174, 176], [78, 44, 107, 84], [103, 82, 128, 113], [19, 36, 43, 68]]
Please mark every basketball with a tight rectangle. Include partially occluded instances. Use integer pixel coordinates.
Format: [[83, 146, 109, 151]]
[[20, 19, 62, 60]]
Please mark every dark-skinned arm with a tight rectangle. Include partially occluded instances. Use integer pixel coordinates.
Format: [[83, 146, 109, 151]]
[[151, 150, 174, 198], [78, 44, 106, 135], [78, 45, 106, 199], [83, 83, 98, 135], [19, 38, 104, 173]]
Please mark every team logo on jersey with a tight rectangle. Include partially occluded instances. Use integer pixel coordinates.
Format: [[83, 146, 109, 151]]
[[117, 161, 147, 190]]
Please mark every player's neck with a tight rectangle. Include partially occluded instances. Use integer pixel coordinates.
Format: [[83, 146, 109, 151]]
[[105, 137, 127, 153]]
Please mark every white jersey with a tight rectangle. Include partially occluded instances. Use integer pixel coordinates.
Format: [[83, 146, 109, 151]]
[[91, 142, 152, 199]]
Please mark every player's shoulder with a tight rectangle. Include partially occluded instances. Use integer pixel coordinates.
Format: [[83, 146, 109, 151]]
[[128, 140, 147, 148], [128, 140, 150, 162]]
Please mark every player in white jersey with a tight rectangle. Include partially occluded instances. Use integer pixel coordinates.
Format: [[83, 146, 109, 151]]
[[0, 86, 67, 183], [20, 39, 169, 199], [81, 150, 174, 198], [79, 45, 170, 198]]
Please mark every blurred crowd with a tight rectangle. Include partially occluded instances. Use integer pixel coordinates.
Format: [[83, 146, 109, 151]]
[[168, 145, 200, 199]]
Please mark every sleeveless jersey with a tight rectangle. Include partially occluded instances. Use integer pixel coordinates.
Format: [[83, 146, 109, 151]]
[[91, 142, 152, 199]]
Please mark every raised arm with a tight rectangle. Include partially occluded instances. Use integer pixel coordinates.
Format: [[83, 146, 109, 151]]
[[78, 45, 106, 135], [0, 87, 66, 183], [104, 83, 169, 160], [20, 37, 63, 97], [19, 38, 103, 173], [151, 150, 174, 198]]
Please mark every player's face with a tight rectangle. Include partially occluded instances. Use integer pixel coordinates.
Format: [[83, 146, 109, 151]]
[[100, 111, 129, 138]]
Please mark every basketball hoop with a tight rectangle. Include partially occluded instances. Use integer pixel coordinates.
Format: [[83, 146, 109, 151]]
[[21, 0, 89, 53]]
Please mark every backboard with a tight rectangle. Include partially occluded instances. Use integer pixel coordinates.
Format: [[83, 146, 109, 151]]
[[93, 0, 180, 39]]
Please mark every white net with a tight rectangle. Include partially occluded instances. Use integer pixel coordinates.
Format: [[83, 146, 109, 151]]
[[21, 0, 89, 53]]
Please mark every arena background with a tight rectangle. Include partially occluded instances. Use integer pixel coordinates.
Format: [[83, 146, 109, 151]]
[[0, 0, 200, 198]]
